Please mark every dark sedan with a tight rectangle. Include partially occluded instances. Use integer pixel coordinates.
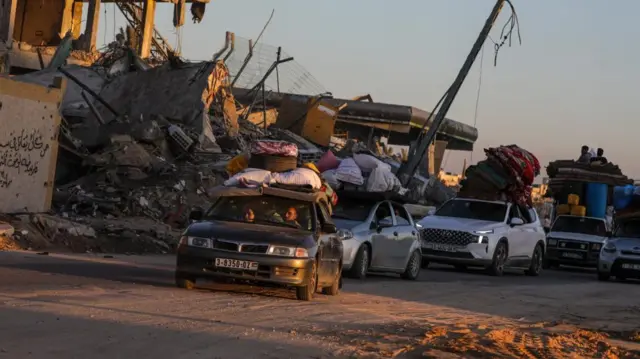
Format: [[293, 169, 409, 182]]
[[175, 186, 343, 301]]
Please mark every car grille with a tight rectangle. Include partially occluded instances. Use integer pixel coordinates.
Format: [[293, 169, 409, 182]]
[[557, 240, 590, 251], [421, 228, 476, 246], [212, 240, 269, 254]]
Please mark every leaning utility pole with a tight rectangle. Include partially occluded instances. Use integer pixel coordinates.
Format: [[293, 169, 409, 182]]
[[396, 0, 506, 187]]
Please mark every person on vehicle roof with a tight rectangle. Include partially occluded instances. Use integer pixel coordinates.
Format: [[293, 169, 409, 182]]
[[577, 145, 592, 163], [284, 207, 301, 228], [590, 148, 608, 164]]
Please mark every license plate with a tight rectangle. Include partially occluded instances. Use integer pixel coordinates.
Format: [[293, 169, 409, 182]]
[[215, 258, 258, 271], [621, 263, 640, 270], [562, 252, 583, 259], [425, 243, 461, 252]]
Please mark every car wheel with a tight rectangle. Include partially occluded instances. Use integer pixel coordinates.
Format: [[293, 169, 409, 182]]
[[597, 271, 610, 281], [487, 241, 508, 277], [348, 244, 369, 279], [401, 250, 421, 280], [525, 244, 543, 276], [296, 260, 318, 301], [175, 272, 196, 290], [322, 264, 342, 296]]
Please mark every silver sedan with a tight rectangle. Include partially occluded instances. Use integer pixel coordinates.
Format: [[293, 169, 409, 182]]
[[332, 199, 422, 280]]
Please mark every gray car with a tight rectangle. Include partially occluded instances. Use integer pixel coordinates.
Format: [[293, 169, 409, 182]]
[[597, 216, 640, 281], [331, 197, 422, 280]]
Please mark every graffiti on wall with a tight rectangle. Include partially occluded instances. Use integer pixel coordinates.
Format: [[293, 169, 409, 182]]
[[0, 129, 51, 188]]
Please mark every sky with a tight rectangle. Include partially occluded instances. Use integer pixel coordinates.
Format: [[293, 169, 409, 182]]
[[93, 0, 640, 180]]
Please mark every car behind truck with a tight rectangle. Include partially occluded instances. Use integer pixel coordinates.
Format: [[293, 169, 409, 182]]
[[544, 215, 609, 268]]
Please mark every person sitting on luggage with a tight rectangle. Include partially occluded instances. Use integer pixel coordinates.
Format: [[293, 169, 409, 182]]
[[577, 145, 592, 163], [284, 207, 301, 228], [590, 148, 609, 164]]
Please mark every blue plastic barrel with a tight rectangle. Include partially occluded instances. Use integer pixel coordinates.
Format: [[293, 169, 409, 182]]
[[586, 183, 608, 218], [613, 185, 634, 210]]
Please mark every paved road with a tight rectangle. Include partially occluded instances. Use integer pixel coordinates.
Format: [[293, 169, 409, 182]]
[[0, 251, 639, 358]]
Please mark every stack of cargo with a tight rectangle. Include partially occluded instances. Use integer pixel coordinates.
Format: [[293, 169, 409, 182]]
[[547, 159, 632, 219], [556, 194, 586, 217], [459, 145, 540, 205]]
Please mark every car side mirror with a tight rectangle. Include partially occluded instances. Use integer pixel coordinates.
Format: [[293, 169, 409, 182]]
[[427, 209, 436, 216], [189, 207, 204, 221], [510, 218, 524, 227], [378, 218, 393, 230], [322, 223, 337, 234]]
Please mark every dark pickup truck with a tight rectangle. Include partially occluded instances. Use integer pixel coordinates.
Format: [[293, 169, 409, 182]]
[[175, 186, 343, 301]]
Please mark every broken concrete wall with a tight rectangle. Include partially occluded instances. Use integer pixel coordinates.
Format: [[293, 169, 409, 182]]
[[13, 0, 65, 45], [87, 62, 219, 150], [13, 65, 105, 116], [0, 76, 63, 213]]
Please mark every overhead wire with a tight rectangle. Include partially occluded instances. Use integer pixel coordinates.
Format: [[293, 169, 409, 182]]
[[470, 44, 485, 165]]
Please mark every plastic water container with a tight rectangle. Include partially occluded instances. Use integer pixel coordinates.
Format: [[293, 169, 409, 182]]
[[586, 183, 608, 218], [613, 185, 634, 210]]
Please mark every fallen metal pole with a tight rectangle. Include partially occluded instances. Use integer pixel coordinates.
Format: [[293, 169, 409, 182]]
[[81, 91, 106, 125], [58, 67, 120, 117], [396, 0, 506, 187]]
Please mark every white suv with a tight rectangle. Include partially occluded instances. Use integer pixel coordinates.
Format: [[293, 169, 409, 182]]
[[417, 198, 546, 276]]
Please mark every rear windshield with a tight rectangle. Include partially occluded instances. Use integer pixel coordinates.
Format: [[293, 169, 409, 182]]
[[331, 197, 372, 222], [614, 220, 640, 238], [205, 195, 314, 231], [551, 216, 607, 236], [435, 199, 507, 222]]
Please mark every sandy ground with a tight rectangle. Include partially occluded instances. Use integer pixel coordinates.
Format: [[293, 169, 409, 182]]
[[0, 250, 639, 358]]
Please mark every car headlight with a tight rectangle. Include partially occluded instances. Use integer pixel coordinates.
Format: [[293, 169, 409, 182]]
[[547, 238, 558, 246], [473, 229, 494, 235], [591, 243, 602, 251], [267, 245, 309, 258], [337, 229, 354, 240], [602, 241, 617, 253], [181, 236, 213, 248]]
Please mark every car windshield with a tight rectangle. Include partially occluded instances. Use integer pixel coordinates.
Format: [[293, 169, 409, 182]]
[[331, 197, 372, 222], [551, 216, 607, 236], [204, 195, 314, 231], [435, 199, 507, 222], [614, 220, 640, 238]]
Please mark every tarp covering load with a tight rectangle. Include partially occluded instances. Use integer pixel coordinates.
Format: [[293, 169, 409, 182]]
[[546, 160, 632, 190], [459, 145, 540, 205]]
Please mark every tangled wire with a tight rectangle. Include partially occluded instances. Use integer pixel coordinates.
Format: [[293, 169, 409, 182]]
[[492, 0, 522, 66]]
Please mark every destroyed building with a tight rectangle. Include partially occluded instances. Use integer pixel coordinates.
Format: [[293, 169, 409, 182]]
[[0, 3, 478, 254]]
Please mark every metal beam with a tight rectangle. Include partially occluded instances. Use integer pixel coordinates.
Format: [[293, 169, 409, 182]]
[[85, 0, 101, 51], [140, 0, 157, 59]]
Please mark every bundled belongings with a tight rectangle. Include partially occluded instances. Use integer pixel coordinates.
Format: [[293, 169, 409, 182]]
[[248, 140, 298, 172], [459, 145, 540, 205]]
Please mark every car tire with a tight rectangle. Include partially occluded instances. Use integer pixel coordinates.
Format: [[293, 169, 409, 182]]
[[597, 271, 610, 281], [296, 260, 318, 301], [322, 264, 342, 296], [175, 272, 196, 290], [525, 244, 544, 277], [401, 250, 421, 280], [487, 241, 508, 277], [348, 244, 370, 279]]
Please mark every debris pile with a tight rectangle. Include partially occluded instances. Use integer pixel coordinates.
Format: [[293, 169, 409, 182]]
[[460, 145, 540, 205]]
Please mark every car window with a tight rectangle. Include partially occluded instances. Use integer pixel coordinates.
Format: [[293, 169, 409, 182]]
[[331, 197, 372, 222], [374, 202, 392, 225], [436, 199, 507, 223], [552, 216, 607, 237], [509, 205, 523, 221], [528, 207, 538, 223], [614, 220, 640, 238], [317, 201, 331, 225], [391, 203, 412, 226], [205, 195, 314, 231]]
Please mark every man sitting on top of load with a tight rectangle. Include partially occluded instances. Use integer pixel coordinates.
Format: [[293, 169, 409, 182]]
[[577, 145, 592, 163]]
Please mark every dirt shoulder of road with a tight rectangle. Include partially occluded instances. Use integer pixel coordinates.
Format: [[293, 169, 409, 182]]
[[0, 251, 639, 359]]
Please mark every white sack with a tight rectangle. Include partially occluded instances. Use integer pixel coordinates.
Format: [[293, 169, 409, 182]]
[[336, 158, 364, 185], [321, 169, 341, 189], [224, 168, 273, 187], [272, 168, 322, 189], [366, 166, 402, 192], [353, 153, 391, 173]]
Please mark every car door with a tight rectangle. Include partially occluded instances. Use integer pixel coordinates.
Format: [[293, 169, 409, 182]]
[[318, 201, 342, 273], [522, 206, 544, 257], [370, 201, 398, 269], [315, 203, 337, 282], [507, 204, 529, 259], [389, 202, 417, 269]]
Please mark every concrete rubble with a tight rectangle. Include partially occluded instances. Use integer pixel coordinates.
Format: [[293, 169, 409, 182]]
[[1, 32, 459, 255]]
